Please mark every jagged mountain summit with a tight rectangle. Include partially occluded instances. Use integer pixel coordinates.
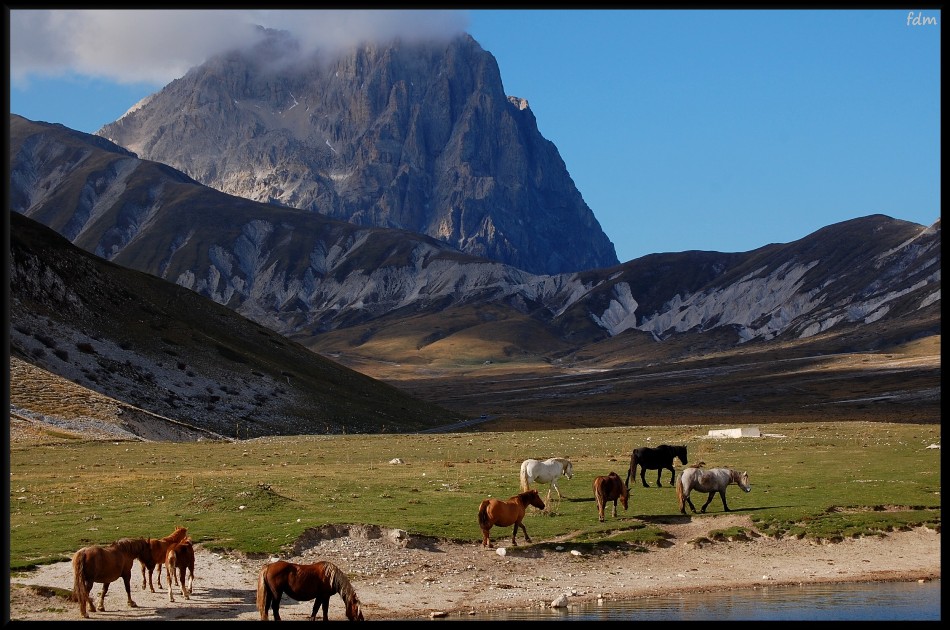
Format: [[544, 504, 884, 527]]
[[97, 30, 619, 276]]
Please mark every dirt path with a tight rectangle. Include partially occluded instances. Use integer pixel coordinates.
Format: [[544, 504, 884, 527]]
[[8, 515, 939, 621]]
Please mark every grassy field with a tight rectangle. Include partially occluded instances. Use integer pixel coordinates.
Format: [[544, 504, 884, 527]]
[[9, 421, 940, 571]]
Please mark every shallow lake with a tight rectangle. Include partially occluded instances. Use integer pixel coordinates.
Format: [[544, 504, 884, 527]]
[[430, 579, 940, 621]]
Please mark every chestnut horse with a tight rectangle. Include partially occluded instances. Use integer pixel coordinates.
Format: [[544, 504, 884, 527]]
[[72, 537, 151, 618], [256, 560, 364, 621], [593, 471, 629, 522], [165, 537, 195, 602], [141, 525, 188, 592], [477, 489, 546, 548]]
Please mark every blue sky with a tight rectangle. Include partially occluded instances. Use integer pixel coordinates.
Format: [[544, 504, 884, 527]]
[[8, 9, 941, 264]]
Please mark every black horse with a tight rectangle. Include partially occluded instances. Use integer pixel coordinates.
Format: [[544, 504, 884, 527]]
[[626, 444, 688, 488]]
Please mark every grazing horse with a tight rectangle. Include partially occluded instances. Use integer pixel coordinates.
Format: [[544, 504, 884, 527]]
[[626, 444, 688, 488], [165, 537, 195, 602], [141, 525, 188, 592], [477, 489, 546, 548], [677, 465, 751, 514], [593, 471, 629, 522], [72, 537, 151, 618], [256, 560, 364, 621], [519, 458, 574, 503]]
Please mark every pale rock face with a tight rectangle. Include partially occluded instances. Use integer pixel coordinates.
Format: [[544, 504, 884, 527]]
[[97, 32, 620, 276]]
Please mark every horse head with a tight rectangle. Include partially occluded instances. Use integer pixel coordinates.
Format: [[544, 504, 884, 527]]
[[736, 470, 751, 492], [346, 596, 364, 621], [564, 461, 574, 479], [676, 445, 688, 465], [526, 489, 546, 511], [619, 478, 629, 510]]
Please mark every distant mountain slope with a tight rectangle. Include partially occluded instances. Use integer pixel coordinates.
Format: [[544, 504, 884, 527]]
[[10, 114, 940, 372], [9, 211, 462, 437], [96, 31, 620, 275]]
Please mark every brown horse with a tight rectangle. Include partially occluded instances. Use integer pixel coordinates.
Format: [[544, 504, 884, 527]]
[[165, 537, 195, 602], [593, 471, 629, 522], [256, 560, 364, 621], [477, 489, 546, 548], [72, 537, 152, 618], [141, 525, 188, 592]]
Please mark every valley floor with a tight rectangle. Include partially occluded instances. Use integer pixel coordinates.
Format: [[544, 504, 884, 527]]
[[8, 514, 939, 621]]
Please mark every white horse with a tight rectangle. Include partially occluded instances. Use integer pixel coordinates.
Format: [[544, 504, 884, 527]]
[[519, 458, 574, 504], [676, 465, 751, 514]]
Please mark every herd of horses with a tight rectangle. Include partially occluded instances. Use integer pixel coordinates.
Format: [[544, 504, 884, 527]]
[[479, 446, 752, 547], [70, 525, 363, 621], [68, 444, 748, 618], [71, 526, 195, 618]]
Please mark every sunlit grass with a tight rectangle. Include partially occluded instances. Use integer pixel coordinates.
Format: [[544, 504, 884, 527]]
[[9, 421, 940, 570]]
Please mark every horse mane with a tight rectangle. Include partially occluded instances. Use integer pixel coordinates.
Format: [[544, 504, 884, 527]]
[[321, 561, 360, 610], [552, 457, 571, 473], [113, 537, 148, 555]]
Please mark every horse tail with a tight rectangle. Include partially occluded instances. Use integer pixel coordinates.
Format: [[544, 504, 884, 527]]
[[519, 461, 531, 492], [626, 450, 638, 487], [676, 472, 685, 512], [72, 550, 87, 609], [477, 499, 491, 530], [255, 564, 270, 620]]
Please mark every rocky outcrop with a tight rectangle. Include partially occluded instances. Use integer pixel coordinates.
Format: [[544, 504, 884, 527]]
[[97, 31, 619, 275]]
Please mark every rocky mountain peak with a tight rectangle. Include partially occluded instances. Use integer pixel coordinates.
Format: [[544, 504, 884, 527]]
[[97, 33, 619, 275]]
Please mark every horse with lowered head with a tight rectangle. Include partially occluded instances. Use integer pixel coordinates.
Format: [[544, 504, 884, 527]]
[[593, 471, 629, 522], [256, 559, 364, 621], [626, 444, 688, 488], [478, 489, 546, 548], [677, 464, 751, 514], [72, 537, 152, 618]]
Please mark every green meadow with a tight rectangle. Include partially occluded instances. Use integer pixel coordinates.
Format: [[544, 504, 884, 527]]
[[9, 421, 940, 571]]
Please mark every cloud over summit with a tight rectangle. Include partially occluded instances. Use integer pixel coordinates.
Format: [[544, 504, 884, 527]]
[[10, 9, 469, 87]]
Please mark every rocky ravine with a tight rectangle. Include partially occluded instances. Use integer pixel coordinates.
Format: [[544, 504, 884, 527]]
[[8, 515, 939, 621]]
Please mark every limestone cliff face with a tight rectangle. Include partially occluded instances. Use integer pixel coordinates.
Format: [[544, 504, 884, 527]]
[[98, 31, 620, 275]]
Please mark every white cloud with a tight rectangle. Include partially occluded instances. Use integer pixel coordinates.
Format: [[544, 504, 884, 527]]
[[9, 9, 469, 87]]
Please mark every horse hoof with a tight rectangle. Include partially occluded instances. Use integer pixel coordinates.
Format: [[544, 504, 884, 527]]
[[129, 602, 138, 608]]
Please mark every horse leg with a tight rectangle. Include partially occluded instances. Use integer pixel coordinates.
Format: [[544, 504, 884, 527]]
[[611, 499, 618, 518], [180, 565, 190, 600], [83, 579, 95, 614], [640, 467, 649, 488], [308, 597, 320, 621], [123, 572, 137, 608], [701, 491, 716, 513], [683, 492, 698, 514], [321, 596, 331, 621], [719, 490, 731, 512], [271, 590, 282, 622], [597, 497, 605, 522], [655, 468, 663, 487], [516, 520, 532, 544], [668, 466, 675, 487], [98, 581, 109, 612]]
